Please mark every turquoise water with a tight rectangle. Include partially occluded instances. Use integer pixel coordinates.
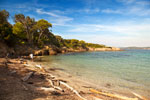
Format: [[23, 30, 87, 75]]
[[42, 50, 150, 98]]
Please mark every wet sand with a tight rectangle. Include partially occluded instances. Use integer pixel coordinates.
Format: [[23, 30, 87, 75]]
[[0, 58, 144, 100]]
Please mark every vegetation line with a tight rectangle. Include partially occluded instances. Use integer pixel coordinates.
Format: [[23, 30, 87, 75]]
[[0, 10, 119, 57]]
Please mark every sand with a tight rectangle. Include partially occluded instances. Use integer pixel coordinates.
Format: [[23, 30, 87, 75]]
[[0, 58, 143, 100]]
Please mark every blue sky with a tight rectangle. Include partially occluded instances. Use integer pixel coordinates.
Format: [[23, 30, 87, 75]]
[[0, 0, 150, 47]]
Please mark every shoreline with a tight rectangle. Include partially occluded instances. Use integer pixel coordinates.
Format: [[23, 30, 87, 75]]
[[0, 57, 146, 100], [33, 56, 149, 99]]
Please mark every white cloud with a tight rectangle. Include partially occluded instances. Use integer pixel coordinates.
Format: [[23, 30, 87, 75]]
[[101, 9, 122, 14], [114, 0, 150, 16], [128, 6, 150, 16], [68, 24, 150, 35], [117, 0, 136, 4], [51, 17, 73, 26], [63, 32, 150, 47], [83, 0, 97, 8], [101, 6, 150, 16], [64, 8, 100, 14], [36, 9, 73, 26], [136, 1, 150, 6], [66, 22, 150, 47], [36, 9, 59, 17], [79, 8, 100, 13]]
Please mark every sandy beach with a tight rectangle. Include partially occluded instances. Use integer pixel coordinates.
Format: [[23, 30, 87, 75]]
[[0, 57, 146, 100]]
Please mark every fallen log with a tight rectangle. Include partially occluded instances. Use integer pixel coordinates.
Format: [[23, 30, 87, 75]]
[[22, 72, 34, 82], [60, 81, 87, 100], [132, 92, 147, 100], [90, 89, 138, 100]]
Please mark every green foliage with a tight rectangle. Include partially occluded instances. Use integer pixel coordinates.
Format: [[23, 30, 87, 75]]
[[86, 43, 106, 48], [35, 19, 52, 30], [55, 35, 64, 47], [34, 19, 52, 44], [0, 10, 9, 24], [54, 35, 105, 49], [0, 10, 106, 50], [0, 10, 16, 46], [13, 22, 26, 39], [0, 10, 10, 40], [14, 14, 36, 44]]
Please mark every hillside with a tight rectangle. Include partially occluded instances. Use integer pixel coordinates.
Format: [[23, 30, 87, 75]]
[[0, 10, 121, 57]]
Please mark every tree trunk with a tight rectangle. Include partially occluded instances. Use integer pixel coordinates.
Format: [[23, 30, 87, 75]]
[[38, 32, 43, 43]]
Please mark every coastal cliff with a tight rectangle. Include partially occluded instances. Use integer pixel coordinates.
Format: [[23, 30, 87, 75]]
[[32, 46, 121, 56], [0, 10, 121, 57], [0, 41, 121, 57]]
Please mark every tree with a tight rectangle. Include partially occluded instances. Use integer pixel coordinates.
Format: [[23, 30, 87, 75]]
[[14, 14, 36, 44], [79, 40, 86, 48], [0, 10, 9, 24], [34, 19, 52, 43], [55, 35, 64, 47], [13, 22, 26, 39], [0, 10, 13, 45]]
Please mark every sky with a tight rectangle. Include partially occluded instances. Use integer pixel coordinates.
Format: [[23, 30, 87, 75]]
[[0, 0, 150, 47]]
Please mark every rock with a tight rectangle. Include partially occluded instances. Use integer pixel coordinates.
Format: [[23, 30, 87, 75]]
[[61, 47, 67, 53], [111, 47, 121, 51], [34, 50, 42, 56], [88, 47, 121, 51], [43, 50, 49, 55], [44, 46, 49, 50], [49, 49, 57, 55]]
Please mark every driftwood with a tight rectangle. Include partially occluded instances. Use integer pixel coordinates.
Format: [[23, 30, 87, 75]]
[[40, 67, 86, 100], [132, 92, 147, 100], [46, 78, 64, 92], [47, 73, 55, 79], [37, 87, 61, 95], [22, 72, 34, 82], [24, 64, 30, 67], [33, 64, 85, 99], [60, 81, 87, 100], [90, 89, 138, 100], [54, 86, 64, 92], [35, 65, 46, 72], [37, 87, 56, 92]]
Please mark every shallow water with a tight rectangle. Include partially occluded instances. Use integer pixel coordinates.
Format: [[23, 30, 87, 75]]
[[42, 50, 150, 98]]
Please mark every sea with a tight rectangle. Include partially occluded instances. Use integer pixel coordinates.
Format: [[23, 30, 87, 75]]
[[41, 49, 150, 98]]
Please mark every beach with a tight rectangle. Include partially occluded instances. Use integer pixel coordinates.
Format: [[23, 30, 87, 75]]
[[0, 57, 147, 100], [41, 50, 150, 99], [1, 0, 150, 99]]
